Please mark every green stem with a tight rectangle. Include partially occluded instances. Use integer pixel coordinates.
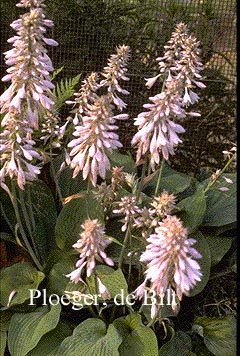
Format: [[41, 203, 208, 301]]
[[118, 225, 131, 270], [146, 304, 162, 327], [136, 160, 147, 202], [19, 189, 41, 261], [50, 163, 64, 207], [204, 154, 235, 193], [154, 159, 165, 196], [11, 181, 43, 270]]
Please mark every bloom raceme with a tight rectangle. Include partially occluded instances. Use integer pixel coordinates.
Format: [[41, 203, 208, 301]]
[[66, 72, 100, 125], [132, 79, 186, 169], [66, 46, 130, 186], [100, 45, 131, 111], [0, 0, 57, 189], [133, 215, 202, 311], [113, 195, 142, 232], [66, 219, 114, 283], [132, 22, 205, 170], [0, 0, 57, 128], [68, 95, 128, 186]]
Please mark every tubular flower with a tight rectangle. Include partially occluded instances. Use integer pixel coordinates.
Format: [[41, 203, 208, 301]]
[[68, 95, 128, 186], [0, 111, 42, 189], [66, 72, 100, 125], [135, 215, 202, 308], [133, 23, 205, 170], [0, 0, 57, 189], [113, 195, 142, 232], [100, 45, 131, 111], [132, 79, 186, 169], [154, 22, 206, 99], [66, 219, 114, 283]]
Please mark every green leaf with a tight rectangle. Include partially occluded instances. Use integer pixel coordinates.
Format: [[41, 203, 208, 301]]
[[0, 262, 45, 307], [107, 150, 137, 174], [202, 173, 236, 227], [113, 313, 158, 356], [159, 331, 192, 355], [53, 73, 81, 110], [27, 321, 72, 356], [87, 266, 128, 300], [50, 153, 88, 199], [0, 330, 7, 356], [8, 304, 61, 356], [53, 318, 122, 356], [204, 234, 232, 267], [55, 191, 104, 250], [143, 163, 191, 195], [0, 231, 17, 245], [193, 316, 236, 356], [0, 311, 13, 356], [24, 180, 58, 261], [46, 252, 77, 295], [177, 185, 206, 233], [187, 230, 211, 297]]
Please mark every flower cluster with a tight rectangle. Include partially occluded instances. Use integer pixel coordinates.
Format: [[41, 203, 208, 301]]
[[134, 190, 176, 238], [100, 45, 131, 110], [68, 96, 128, 186], [134, 215, 202, 314], [66, 219, 114, 283], [0, 0, 57, 189], [132, 22, 205, 170], [67, 45, 130, 186], [113, 195, 142, 232]]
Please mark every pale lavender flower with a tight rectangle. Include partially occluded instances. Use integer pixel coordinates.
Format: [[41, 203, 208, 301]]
[[155, 22, 205, 99], [134, 215, 202, 309], [132, 80, 186, 169], [0, 111, 42, 190], [96, 276, 111, 299], [66, 219, 114, 283], [0, 0, 57, 129], [68, 95, 128, 186], [100, 45, 130, 111], [132, 23, 205, 169], [133, 206, 155, 239], [0, 0, 57, 189], [113, 196, 142, 232], [66, 72, 100, 125]]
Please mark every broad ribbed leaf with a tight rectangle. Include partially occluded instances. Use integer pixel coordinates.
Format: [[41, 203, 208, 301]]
[[114, 313, 158, 356], [0, 262, 45, 307], [53, 318, 122, 356], [202, 173, 236, 227], [159, 331, 192, 355], [27, 321, 72, 356], [177, 185, 206, 233], [193, 316, 236, 356], [204, 234, 232, 266], [107, 150, 137, 174], [50, 153, 88, 199], [8, 304, 61, 356], [143, 163, 191, 195], [55, 192, 104, 250], [46, 252, 76, 295], [87, 266, 128, 299]]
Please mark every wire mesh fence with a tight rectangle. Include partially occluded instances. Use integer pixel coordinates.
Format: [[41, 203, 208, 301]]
[[0, 0, 236, 175]]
